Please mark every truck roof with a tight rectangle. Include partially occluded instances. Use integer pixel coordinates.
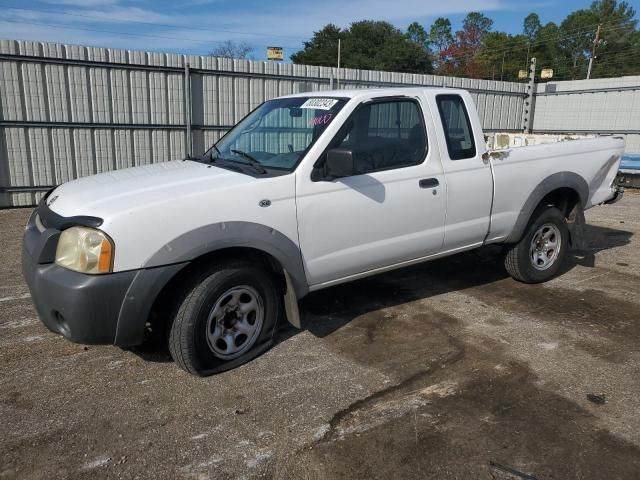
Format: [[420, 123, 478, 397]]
[[281, 87, 467, 100]]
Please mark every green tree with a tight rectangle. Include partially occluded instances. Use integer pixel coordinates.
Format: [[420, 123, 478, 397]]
[[463, 12, 494, 34], [588, 0, 637, 77], [477, 32, 528, 81], [558, 9, 597, 78], [406, 21, 430, 51], [292, 2, 639, 81], [291, 21, 433, 73], [428, 17, 453, 70], [290, 24, 342, 67], [554, 0, 637, 79], [440, 12, 494, 77], [524, 13, 542, 42], [530, 22, 563, 80]]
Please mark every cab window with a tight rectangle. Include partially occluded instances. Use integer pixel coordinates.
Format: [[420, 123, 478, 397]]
[[436, 95, 476, 160]]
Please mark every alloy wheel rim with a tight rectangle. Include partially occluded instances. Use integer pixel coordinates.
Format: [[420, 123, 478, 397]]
[[529, 223, 561, 271], [205, 286, 264, 360]]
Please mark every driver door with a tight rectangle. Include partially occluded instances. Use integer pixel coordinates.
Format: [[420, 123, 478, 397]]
[[296, 96, 447, 288]]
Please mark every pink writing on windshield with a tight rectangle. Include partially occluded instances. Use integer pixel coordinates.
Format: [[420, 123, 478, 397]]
[[310, 114, 333, 126]]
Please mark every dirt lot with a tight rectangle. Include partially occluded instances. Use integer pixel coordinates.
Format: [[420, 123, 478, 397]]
[[1, 193, 640, 480]]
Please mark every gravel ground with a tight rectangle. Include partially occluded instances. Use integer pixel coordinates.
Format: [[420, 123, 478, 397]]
[[1, 193, 639, 479]]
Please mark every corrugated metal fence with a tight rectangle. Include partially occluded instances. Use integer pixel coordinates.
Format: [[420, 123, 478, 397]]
[[0, 39, 528, 207]]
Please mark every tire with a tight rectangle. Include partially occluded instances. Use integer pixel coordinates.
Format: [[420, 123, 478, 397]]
[[168, 261, 280, 375], [504, 206, 569, 283]]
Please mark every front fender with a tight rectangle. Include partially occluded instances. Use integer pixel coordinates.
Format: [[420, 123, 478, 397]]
[[143, 221, 309, 299]]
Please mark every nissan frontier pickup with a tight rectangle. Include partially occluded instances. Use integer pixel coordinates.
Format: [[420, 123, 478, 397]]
[[22, 88, 625, 375]]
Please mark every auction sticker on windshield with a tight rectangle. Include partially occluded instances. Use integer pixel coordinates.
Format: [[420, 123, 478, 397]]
[[300, 98, 339, 110]]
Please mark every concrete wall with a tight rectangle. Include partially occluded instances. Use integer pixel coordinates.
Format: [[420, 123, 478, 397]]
[[0, 39, 527, 207]]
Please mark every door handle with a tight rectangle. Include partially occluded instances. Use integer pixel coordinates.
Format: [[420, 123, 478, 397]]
[[419, 178, 439, 188]]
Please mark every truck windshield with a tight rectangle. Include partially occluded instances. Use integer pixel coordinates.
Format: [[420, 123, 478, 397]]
[[204, 97, 347, 172]]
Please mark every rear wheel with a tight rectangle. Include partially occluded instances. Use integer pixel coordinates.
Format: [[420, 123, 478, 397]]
[[504, 207, 569, 283], [168, 261, 280, 375]]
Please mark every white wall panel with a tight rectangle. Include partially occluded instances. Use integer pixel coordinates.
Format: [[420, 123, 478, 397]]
[[73, 129, 94, 178], [133, 130, 151, 166], [89, 68, 111, 123], [68, 66, 90, 122], [51, 129, 74, 184], [28, 128, 52, 186], [114, 130, 133, 170], [110, 69, 130, 123], [22, 63, 47, 121], [45, 64, 69, 122], [167, 74, 184, 124], [94, 129, 113, 173], [0, 61, 22, 121]]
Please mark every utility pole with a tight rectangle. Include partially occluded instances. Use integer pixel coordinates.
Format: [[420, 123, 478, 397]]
[[520, 57, 536, 133], [587, 24, 602, 80], [184, 63, 192, 158], [336, 38, 341, 89], [501, 52, 506, 81]]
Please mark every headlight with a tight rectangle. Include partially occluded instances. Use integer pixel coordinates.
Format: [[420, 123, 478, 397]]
[[55, 226, 114, 274]]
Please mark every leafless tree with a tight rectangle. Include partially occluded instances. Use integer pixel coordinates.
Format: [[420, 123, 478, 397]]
[[209, 40, 254, 59]]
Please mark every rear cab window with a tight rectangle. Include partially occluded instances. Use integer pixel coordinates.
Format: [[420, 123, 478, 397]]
[[436, 95, 476, 160]]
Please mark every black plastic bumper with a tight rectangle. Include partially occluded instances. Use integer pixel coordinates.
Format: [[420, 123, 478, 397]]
[[22, 201, 187, 347], [22, 245, 136, 344]]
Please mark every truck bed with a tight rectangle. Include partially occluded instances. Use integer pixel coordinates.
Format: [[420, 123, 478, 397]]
[[484, 135, 625, 244]]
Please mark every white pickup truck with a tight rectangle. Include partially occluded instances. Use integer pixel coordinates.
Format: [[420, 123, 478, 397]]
[[22, 87, 625, 375]]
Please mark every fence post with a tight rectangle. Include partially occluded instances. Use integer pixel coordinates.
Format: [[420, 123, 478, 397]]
[[521, 57, 536, 133], [184, 63, 192, 158]]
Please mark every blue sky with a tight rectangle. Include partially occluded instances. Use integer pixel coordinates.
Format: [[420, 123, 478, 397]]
[[0, 0, 636, 60]]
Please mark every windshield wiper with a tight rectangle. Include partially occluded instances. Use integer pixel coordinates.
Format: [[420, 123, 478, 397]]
[[230, 149, 267, 174]]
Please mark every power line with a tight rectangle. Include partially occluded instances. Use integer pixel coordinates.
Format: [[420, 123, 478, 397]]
[[483, 23, 632, 63], [533, 49, 640, 79]]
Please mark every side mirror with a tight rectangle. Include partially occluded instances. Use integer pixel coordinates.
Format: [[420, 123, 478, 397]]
[[325, 148, 355, 179]]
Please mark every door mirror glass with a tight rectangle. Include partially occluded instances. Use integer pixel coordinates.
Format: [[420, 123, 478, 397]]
[[325, 149, 355, 178]]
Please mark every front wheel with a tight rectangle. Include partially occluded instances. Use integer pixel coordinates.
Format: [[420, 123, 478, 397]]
[[504, 207, 569, 283], [168, 261, 280, 375]]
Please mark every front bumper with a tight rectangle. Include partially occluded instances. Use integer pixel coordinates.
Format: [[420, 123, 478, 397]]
[[22, 244, 136, 344], [22, 197, 187, 347]]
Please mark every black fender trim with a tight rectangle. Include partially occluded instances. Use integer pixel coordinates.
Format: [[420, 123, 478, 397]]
[[116, 222, 309, 347], [143, 221, 309, 298], [114, 262, 189, 346], [505, 171, 589, 244]]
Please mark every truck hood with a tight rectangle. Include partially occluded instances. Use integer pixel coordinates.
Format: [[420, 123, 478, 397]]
[[47, 160, 251, 219]]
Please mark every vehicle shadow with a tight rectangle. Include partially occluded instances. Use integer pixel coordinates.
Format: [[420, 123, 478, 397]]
[[569, 223, 634, 268], [277, 223, 633, 342], [131, 223, 632, 362]]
